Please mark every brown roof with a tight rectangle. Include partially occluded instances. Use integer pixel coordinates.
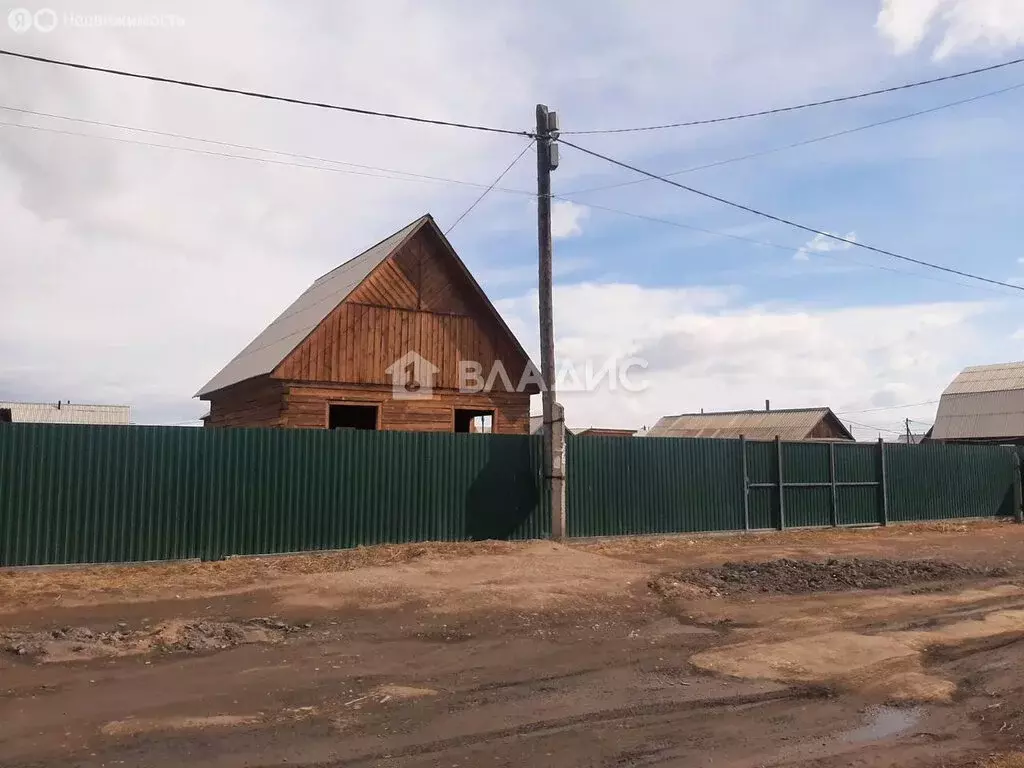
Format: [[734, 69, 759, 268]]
[[646, 408, 853, 441]]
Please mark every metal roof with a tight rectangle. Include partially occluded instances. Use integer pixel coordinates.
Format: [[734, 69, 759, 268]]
[[931, 389, 1024, 440], [645, 408, 852, 441], [196, 216, 428, 397], [929, 362, 1024, 441], [942, 360, 1024, 395], [0, 402, 131, 425]]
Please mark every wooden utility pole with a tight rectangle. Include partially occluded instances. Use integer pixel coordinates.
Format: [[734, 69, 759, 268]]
[[536, 104, 565, 539], [905, 417, 912, 444]]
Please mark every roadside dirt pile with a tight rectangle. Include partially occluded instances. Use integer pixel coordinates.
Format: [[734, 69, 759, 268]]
[[2, 617, 302, 661], [653, 557, 1000, 597]]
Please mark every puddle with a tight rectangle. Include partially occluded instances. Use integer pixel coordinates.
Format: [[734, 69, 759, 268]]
[[839, 706, 922, 744]]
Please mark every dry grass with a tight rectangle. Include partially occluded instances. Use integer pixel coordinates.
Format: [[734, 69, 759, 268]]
[[0, 540, 528, 613], [572, 520, 1012, 565], [980, 755, 1024, 768]]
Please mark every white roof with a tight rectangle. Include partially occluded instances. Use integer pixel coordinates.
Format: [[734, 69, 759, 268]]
[[0, 402, 131, 425]]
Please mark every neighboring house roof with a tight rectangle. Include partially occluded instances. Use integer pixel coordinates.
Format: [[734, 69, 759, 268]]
[[197, 214, 532, 398], [529, 415, 575, 436], [573, 427, 636, 437], [0, 402, 131, 425], [646, 407, 854, 441], [932, 361, 1024, 440]]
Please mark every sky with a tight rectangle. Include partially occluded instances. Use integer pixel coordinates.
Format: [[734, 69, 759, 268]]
[[1, 0, 1023, 439]]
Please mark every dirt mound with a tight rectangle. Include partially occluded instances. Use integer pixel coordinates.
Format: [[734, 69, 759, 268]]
[[2, 617, 302, 661], [655, 558, 997, 597]]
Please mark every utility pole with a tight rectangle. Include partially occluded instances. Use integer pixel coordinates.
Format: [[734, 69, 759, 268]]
[[536, 104, 565, 540], [905, 417, 912, 445]]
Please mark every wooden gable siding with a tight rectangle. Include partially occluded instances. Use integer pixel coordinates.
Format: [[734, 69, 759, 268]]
[[346, 228, 471, 314], [273, 303, 525, 391], [273, 227, 529, 391], [808, 414, 853, 440], [281, 383, 530, 433], [204, 377, 284, 428]]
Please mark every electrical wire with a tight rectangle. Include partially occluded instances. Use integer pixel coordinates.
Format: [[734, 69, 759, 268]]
[[562, 56, 1024, 135], [844, 418, 905, 435], [564, 81, 1024, 196], [3, 105, 1013, 296], [0, 49, 531, 137], [558, 138, 1024, 292], [0, 117, 539, 195], [446, 139, 535, 234], [836, 400, 939, 415], [0, 104, 538, 191], [552, 197, 1014, 295]]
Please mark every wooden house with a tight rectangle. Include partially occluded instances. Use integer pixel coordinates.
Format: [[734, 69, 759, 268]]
[[197, 215, 537, 433], [646, 407, 854, 441]]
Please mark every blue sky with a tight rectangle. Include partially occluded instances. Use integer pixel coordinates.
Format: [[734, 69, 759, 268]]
[[1, 0, 1023, 438]]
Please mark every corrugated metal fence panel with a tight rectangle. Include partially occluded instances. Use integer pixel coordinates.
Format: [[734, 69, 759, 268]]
[[744, 441, 777, 530], [886, 442, 1016, 521], [781, 442, 833, 528], [834, 443, 881, 525], [0, 425, 206, 566], [0, 425, 546, 566], [567, 435, 745, 537]]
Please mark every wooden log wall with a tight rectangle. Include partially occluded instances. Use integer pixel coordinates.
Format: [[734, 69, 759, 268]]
[[282, 383, 530, 434]]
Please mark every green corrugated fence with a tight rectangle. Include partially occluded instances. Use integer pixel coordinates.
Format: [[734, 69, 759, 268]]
[[0, 424, 548, 566], [567, 435, 1020, 537], [0, 424, 1019, 566]]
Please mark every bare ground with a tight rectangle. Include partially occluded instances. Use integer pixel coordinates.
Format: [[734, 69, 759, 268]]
[[4, 522, 1024, 766]]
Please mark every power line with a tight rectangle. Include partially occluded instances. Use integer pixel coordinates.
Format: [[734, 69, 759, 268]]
[[446, 139, 535, 234], [844, 418, 905, 435], [4, 105, 1011, 296], [558, 138, 1024, 293], [0, 104, 537, 191], [0, 49, 531, 138], [836, 400, 939, 415], [551, 197, 1012, 295], [563, 57, 1024, 135], [565, 81, 1024, 197], [0, 117, 539, 195]]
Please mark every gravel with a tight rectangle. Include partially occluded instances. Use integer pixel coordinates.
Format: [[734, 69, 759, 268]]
[[653, 558, 1005, 597]]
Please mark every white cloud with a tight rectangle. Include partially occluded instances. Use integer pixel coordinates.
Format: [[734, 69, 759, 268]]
[[498, 282, 995, 437], [793, 231, 857, 261], [877, 0, 1024, 58], [551, 200, 590, 239]]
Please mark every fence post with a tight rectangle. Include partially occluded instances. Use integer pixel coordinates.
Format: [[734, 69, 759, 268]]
[[740, 435, 750, 530], [1013, 450, 1023, 524], [776, 436, 785, 531], [878, 437, 889, 526], [829, 441, 839, 527]]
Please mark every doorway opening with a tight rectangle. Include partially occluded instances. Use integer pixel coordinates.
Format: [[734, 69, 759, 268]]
[[328, 403, 378, 430], [455, 409, 494, 434]]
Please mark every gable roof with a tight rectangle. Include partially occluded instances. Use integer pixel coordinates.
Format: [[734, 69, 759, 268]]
[[645, 407, 854, 441], [932, 361, 1024, 440], [197, 214, 531, 397], [0, 401, 131, 425]]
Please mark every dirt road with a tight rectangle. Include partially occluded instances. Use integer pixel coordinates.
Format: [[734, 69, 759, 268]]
[[4, 522, 1024, 767]]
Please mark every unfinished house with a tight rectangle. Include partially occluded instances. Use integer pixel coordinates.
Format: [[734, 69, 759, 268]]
[[197, 215, 537, 433]]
